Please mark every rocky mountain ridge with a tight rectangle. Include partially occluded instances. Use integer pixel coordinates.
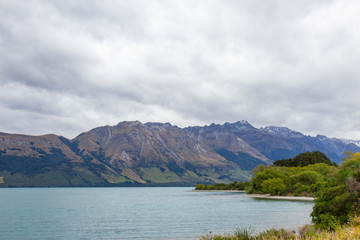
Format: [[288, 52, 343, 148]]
[[187, 121, 360, 162], [0, 120, 359, 187]]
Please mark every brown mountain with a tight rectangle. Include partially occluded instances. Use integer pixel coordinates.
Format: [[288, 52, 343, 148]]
[[1, 120, 357, 187], [187, 121, 360, 163], [72, 121, 250, 184], [0, 132, 106, 186], [185, 122, 271, 170], [0, 121, 251, 187]]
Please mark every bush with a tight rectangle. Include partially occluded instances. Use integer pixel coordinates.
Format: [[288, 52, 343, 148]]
[[256, 228, 295, 239], [233, 227, 253, 240], [195, 184, 206, 190], [273, 151, 333, 167], [247, 162, 336, 196], [311, 152, 360, 229], [195, 181, 250, 191], [261, 178, 286, 195]]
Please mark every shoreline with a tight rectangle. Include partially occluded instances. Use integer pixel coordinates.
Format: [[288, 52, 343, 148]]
[[193, 190, 315, 201], [248, 194, 315, 201]]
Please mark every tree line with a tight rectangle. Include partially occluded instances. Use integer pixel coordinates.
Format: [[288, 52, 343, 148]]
[[195, 181, 250, 191]]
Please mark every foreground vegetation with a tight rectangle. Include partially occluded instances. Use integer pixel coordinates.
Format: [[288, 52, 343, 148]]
[[249, 151, 360, 229], [200, 151, 360, 239], [201, 216, 360, 239]]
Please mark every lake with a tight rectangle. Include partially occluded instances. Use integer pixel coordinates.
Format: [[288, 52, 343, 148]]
[[0, 187, 313, 239]]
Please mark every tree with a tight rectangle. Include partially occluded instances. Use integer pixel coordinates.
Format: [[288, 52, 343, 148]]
[[261, 178, 286, 195], [195, 184, 206, 190], [273, 151, 332, 167], [311, 152, 360, 229]]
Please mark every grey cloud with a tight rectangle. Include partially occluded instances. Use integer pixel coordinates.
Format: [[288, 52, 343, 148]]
[[0, 0, 360, 139]]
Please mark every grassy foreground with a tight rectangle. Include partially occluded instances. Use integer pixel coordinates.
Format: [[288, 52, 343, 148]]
[[200, 216, 360, 240]]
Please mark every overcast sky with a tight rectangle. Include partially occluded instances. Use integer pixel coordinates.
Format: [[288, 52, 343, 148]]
[[1, 0, 360, 139]]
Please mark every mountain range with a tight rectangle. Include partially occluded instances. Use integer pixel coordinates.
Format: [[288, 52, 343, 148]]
[[0, 120, 359, 187]]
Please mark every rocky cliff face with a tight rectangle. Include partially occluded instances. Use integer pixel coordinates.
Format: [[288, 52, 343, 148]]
[[0, 120, 359, 187], [187, 121, 360, 162], [71, 121, 249, 185], [185, 122, 270, 171]]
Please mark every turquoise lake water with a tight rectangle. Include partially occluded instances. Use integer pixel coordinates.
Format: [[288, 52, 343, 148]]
[[0, 187, 314, 239]]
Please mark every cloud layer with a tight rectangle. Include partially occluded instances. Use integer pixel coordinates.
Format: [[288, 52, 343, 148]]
[[1, 0, 360, 139]]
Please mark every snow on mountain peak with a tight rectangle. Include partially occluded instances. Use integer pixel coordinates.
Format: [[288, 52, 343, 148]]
[[261, 126, 304, 138], [340, 139, 360, 147]]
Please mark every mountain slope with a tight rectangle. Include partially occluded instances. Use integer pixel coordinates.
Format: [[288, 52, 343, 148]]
[[0, 122, 251, 187], [185, 122, 270, 170], [72, 121, 249, 185], [187, 122, 360, 163], [0, 120, 359, 187], [0, 133, 107, 186]]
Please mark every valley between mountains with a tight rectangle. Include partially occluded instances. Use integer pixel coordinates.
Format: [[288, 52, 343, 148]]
[[0, 121, 359, 187]]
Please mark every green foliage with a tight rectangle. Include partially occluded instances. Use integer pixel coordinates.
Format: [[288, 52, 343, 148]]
[[200, 151, 360, 231], [195, 184, 206, 190], [261, 178, 286, 195], [311, 152, 360, 229], [273, 151, 333, 167], [248, 167, 287, 194], [311, 185, 355, 229], [233, 227, 253, 240], [195, 181, 250, 191], [256, 228, 295, 239], [201, 219, 360, 239], [247, 161, 337, 196], [246, 151, 360, 230], [294, 170, 321, 184], [207, 185, 214, 190]]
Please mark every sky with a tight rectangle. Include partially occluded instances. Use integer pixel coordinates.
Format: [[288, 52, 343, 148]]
[[0, 0, 360, 139]]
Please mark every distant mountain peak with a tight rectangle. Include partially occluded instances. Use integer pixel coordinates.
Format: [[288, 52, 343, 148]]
[[315, 135, 328, 141], [340, 138, 360, 147], [261, 126, 304, 138], [236, 120, 250, 124], [116, 120, 143, 127], [145, 122, 172, 128], [224, 121, 256, 131]]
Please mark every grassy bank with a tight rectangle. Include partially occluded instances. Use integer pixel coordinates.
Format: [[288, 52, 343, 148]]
[[200, 216, 360, 240]]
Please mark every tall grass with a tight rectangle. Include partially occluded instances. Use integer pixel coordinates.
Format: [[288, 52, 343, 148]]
[[234, 227, 253, 240], [200, 216, 360, 240]]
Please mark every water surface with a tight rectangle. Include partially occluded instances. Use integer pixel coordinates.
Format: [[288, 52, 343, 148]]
[[0, 187, 313, 239]]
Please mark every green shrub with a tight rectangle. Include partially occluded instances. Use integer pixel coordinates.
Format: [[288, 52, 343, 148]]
[[311, 152, 360, 229], [261, 178, 286, 195], [248, 160, 337, 197], [195, 181, 250, 191], [233, 227, 253, 240], [256, 228, 295, 239], [195, 184, 206, 190], [273, 151, 332, 167]]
